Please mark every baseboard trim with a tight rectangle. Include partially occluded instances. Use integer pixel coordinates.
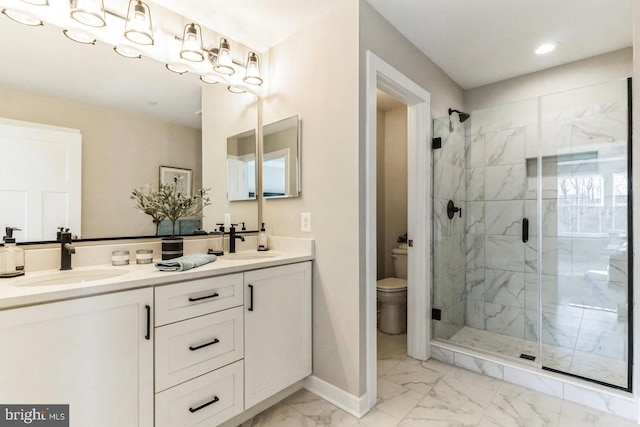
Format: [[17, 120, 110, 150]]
[[304, 375, 369, 418]]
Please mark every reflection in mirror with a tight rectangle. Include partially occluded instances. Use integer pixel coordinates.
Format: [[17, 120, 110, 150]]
[[263, 116, 300, 198], [226, 129, 257, 201], [202, 84, 259, 231], [0, 17, 258, 242]]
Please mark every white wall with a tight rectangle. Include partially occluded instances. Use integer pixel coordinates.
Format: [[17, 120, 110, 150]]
[[465, 48, 632, 111], [359, 0, 464, 119], [261, 0, 361, 396], [383, 107, 408, 278]]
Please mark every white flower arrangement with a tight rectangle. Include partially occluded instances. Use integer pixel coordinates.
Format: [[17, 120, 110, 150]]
[[132, 176, 211, 237]]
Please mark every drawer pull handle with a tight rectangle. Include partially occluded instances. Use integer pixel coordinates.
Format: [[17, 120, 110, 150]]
[[189, 338, 220, 351], [188, 292, 219, 302], [188, 396, 219, 413]]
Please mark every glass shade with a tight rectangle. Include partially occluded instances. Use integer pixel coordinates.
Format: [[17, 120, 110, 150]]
[[2, 9, 43, 26], [200, 75, 221, 84], [21, 0, 49, 5], [166, 63, 188, 74], [70, 0, 106, 28], [214, 38, 234, 75], [227, 86, 246, 94], [63, 28, 96, 44], [125, 0, 153, 45], [243, 52, 263, 85], [180, 23, 204, 62], [114, 45, 142, 59]]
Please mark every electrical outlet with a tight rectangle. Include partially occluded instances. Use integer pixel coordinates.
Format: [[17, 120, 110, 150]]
[[301, 212, 311, 232], [224, 213, 231, 229]]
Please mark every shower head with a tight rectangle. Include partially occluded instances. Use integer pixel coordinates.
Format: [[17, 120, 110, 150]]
[[448, 108, 470, 123]]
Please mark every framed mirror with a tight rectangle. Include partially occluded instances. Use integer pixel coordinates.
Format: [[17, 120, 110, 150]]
[[0, 18, 259, 242], [226, 129, 257, 201], [262, 115, 300, 198]]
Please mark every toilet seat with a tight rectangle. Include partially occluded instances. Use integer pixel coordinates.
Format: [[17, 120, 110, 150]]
[[376, 277, 407, 292]]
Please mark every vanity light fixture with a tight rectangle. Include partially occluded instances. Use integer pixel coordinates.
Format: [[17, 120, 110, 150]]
[[180, 23, 204, 62], [124, 0, 153, 45], [70, 0, 106, 28], [200, 74, 221, 84], [114, 45, 141, 59], [20, 0, 49, 5], [166, 63, 189, 74], [213, 38, 234, 75], [227, 85, 246, 94], [2, 9, 43, 26], [63, 28, 96, 44], [534, 42, 557, 55], [243, 52, 263, 86]]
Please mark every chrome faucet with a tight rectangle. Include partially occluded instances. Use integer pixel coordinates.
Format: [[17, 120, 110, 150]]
[[60, 230, 75, 270], [228, 223, 245, 254]]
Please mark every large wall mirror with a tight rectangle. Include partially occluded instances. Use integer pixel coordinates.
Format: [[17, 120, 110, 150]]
[[263, 115, 300, 198], [0, 18, 258, 242]]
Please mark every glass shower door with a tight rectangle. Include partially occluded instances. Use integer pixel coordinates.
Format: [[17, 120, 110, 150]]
[[539, 79, 631, 389], [432, 101, 540, 363]]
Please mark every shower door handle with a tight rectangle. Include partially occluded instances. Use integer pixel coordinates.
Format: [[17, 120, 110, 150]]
[[522, 218, 529, 243]]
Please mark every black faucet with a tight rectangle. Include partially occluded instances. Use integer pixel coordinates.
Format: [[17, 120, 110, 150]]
[[228, 223, 245, 254], [60, 230, 75, 271]]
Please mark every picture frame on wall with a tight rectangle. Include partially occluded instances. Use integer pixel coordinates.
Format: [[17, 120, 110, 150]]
[[159, 166, 192, 198]]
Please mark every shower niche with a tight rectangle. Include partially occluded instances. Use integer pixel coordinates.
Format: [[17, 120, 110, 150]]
[[431, 78, 632, 390]]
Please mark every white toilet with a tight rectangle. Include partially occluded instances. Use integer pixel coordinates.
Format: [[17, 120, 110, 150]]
[[377, 247, 408, 334]]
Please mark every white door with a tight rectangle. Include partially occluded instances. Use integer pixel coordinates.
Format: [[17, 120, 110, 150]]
[[0, 288, 154, 427], [0, 118, 81, 241], [244, 262, 312, 408]]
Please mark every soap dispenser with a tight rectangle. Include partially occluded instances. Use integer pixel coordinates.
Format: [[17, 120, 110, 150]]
[[208, 228, 224, 256], [257, 223, 268, 251], [0, 227, 25, 278]]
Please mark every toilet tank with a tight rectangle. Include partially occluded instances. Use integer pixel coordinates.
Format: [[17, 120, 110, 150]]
[[392, 248, 408, 279]]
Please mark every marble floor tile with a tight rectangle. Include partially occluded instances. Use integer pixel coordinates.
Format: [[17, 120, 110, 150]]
[[248, 402, 319, 426], [558, 401, 638, 427], [245, 326, 634, 427], [376, 378, 426, 420], [383, 358, 450, 394]]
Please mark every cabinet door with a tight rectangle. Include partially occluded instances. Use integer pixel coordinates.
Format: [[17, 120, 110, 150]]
[[0, 288, 154, 427], [244, 262, 312, 409]]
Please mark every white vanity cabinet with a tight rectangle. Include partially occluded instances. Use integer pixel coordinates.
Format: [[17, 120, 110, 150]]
[[244, 261, 312, 409], [154, 273, 245, 427], [0, 288, 154, 427]]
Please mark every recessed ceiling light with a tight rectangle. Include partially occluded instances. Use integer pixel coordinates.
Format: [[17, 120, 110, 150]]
[[534, 43, 557, 55]]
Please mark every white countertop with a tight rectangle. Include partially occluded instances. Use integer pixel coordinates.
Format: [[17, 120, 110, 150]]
[[0, 249, 313, 310]]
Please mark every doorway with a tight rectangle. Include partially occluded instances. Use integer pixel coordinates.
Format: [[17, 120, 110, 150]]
[[364, 52, 431, 412]]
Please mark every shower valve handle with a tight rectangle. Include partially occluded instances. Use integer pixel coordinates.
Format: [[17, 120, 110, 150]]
[[447, 200, 462, 219]]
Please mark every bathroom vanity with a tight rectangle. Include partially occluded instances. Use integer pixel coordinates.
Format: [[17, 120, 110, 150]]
[[0, 241, 313, 427]]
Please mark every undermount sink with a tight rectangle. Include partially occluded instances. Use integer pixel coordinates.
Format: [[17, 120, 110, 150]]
[[14, 269, 129, 287], [221, 252, 278, 261]]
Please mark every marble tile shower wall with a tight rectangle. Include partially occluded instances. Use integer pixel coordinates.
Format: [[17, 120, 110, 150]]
[[462, 81, 629, 356], [433, 118, 466, 340], [464, 98, 539, 343]]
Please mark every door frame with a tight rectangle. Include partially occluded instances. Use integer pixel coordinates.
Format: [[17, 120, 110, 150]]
[[364, 51, 431, 411]]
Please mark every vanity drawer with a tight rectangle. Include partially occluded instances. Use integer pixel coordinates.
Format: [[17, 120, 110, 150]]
[[155, 273, 243, 325], [155, 306, 244, 392], [155, 360, 243, 427]]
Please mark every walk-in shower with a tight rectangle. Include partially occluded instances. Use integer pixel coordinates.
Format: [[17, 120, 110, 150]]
[[432, 78, 632, 390]]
